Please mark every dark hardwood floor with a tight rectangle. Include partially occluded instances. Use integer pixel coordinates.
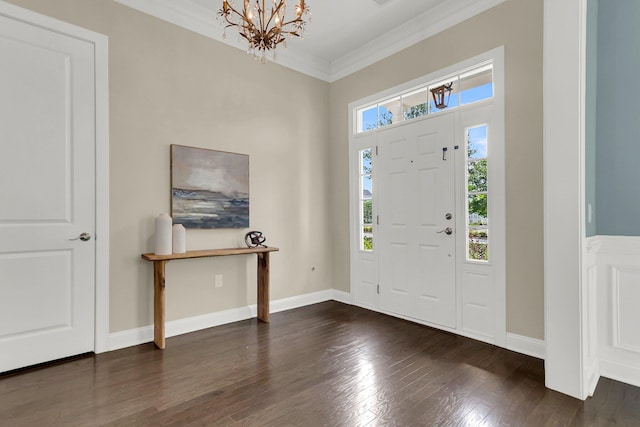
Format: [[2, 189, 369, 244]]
[[1, 301, 639, 426]]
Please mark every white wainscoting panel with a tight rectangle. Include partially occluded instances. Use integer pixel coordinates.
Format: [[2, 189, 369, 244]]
[[610, 267, 640, 353], [594, 235, 640, 388]]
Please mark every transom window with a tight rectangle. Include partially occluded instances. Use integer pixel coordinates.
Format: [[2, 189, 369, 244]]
[[356, 64, 493, 134]]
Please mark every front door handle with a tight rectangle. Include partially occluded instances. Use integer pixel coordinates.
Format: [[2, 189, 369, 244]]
[[436, 227, 453, 235], [69, 232, 92, 241]]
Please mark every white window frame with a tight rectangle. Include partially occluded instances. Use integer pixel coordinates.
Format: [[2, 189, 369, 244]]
[[354, 62, 495, 134], [465, 123, 490, 263]]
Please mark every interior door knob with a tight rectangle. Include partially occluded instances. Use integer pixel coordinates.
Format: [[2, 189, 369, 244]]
[[436, 227, 453, 235], [69, 232, 92, 241]]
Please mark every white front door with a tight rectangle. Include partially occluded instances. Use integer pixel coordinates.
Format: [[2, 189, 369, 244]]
[[378, 114, 457, 327], [0, 11, 97, 372], [349, 50, 505, 347]]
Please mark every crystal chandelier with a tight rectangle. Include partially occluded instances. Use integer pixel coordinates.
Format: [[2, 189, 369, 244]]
[[219, 0, 311, 63]]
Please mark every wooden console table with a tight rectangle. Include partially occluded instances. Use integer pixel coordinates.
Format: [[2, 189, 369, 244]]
[[141, 247, 279, 349]]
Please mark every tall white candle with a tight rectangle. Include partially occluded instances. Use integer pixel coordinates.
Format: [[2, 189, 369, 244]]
[[172, 224, 186, 254], [154, 213, 172, 255]]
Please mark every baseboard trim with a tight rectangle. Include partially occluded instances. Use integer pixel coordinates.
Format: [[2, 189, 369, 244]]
[[109, 289, 345, 351], [109, 326, 153, 351], [586, 359, 600, 397], [600, 359, 640, 389], [331, 289, 351, 304], [110, 290, 547, 363], [269, 289, 333, 314], [109, 305, 254, 351], [506, 333, 546, 360]]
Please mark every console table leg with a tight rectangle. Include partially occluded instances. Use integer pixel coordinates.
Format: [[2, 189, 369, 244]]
[[257, 252, 270, 322], [154, 260, 167, 349]]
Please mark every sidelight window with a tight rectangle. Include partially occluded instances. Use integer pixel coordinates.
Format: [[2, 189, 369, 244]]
[[359, 148, 373, 251], [466, 124, 489, 262]]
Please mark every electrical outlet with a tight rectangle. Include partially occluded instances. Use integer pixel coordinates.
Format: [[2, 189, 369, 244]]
[[215, 274, 223, 288]]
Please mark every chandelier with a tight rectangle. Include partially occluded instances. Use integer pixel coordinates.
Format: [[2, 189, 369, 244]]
[[219, 0, 311, 63]]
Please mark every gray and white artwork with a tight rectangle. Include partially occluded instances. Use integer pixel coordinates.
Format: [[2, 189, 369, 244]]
[[171, 145, 249, 229]]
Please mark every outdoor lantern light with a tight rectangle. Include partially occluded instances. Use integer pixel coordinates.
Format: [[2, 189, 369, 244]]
[[430, 82, 454, 110]]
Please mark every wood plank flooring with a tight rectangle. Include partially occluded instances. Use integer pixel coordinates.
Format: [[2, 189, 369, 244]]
[[1, 301, 639, 426]]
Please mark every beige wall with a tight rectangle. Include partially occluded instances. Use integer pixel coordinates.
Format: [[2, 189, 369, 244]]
[[7, 0, 544, 340], [7, 0, 332, 333], [329, 0, 545, 339]]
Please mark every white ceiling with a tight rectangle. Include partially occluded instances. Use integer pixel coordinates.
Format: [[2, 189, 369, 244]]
[[191, 0, 449, 61], [114, 0, 506, 82]]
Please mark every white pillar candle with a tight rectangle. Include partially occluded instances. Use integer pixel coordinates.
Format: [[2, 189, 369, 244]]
[[172, 224, 186, 254], [154, 213, 172, 255]]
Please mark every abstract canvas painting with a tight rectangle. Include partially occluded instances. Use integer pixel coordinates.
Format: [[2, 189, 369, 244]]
[[171, 145, 249, 229]]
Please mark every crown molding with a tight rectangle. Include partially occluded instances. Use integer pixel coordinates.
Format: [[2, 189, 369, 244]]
[[112, 0, 332, 81], [329, 0, 507, 81], [113, 0, 506, 82]]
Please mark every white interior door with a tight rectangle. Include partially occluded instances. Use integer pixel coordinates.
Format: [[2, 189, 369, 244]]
[[378, 114, 456, 327], [0, 12, 97, 372]]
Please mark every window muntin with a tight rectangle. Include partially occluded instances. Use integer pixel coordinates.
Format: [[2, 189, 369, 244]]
[[360, 148, 373, 251], [355, 64, 494, 134], [466, 124, 488, 262]]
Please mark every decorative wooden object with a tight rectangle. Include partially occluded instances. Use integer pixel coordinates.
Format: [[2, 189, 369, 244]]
[[141, 247, 279, 349]]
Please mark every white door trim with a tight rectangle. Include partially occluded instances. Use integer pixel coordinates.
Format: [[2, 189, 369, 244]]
[[0, 1, 110, 354], [543, 0, 590, 399]]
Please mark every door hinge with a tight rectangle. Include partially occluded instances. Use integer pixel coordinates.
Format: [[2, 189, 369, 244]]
[[376, 215, 379, 225], [377, 284, 380, 294], [376, 145, 378, 156]]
